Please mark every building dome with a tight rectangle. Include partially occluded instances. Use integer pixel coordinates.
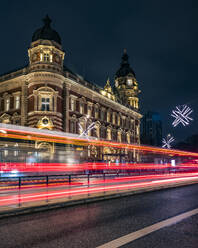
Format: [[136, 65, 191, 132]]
[[115, 49, 135, 78], [32, 15, 61, 45]]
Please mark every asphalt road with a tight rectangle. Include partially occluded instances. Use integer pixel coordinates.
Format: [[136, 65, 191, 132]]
[[0, 184, 198, 248]]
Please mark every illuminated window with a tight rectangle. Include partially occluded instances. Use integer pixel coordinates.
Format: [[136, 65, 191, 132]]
[[127, 133, 130, 144], [117, 132, 121, 142], [107, 110, 110, 122], [79, 103, 84, 114], [95, 107, 99, 119], [107, 128, 111, 140], [43, 53, 50, 62], [117, 115, 120, 126], [88, 105, 92, 116], [127, 79, 133, 86], [136, 125, 139, 135], [96, 125, 100, 138], [41, 98, 50, 111], [70, 98, 75, 111], [112, 112, 116, 125], [5, 98, 10, 111], [15, 96, 20, 109]]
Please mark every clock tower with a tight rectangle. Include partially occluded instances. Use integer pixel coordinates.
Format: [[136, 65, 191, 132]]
[[115, 49, 140, 110]]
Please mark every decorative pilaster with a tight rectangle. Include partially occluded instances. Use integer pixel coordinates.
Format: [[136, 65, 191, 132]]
[[21, 81, 28, 126], [63, 82, 70, 132]]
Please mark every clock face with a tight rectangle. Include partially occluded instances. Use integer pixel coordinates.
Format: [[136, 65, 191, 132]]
[[42, 118, 49, 125], [127, 79, 133, 86]]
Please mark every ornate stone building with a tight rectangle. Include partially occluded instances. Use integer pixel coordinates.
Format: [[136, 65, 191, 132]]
[[0, 16, 142, 161]]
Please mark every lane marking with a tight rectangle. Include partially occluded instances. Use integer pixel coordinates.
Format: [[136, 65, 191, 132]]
[[96, 207, 198, 248]]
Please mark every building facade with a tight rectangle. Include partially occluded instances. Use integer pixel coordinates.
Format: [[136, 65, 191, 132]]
[[0, 16, 142, 161], [141, 111, 162, 147]]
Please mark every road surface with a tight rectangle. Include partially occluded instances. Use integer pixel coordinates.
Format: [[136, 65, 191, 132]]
[[0, 184, 198, 248]]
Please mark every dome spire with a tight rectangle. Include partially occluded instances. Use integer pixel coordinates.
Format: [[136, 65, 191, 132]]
[[32, 15, 62, 44], [43, 15, 52, 27], [115, 49, 135, 79], [121, 48, 129, 66]]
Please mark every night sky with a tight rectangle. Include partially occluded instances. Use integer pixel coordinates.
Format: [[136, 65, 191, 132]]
[[0, 0, 197, 142]]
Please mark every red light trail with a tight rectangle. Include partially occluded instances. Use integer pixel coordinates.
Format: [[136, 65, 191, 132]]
[[0, 173, 198, 207]]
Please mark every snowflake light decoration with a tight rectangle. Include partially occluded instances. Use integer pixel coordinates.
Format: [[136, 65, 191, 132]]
[[78, 122, 96, 140], [171, 105, 193, 127], [162, 134, 175, 149]]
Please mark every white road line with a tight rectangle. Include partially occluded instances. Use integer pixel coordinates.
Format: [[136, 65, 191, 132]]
[[96, 208, 198, 248]]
